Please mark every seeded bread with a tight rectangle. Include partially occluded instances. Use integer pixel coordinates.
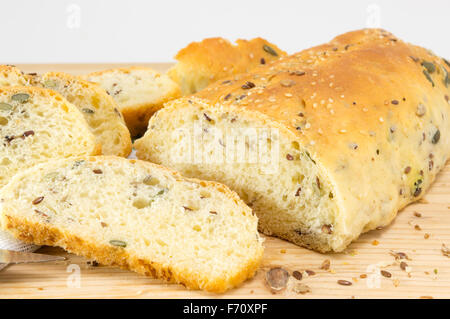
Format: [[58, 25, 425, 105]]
[[0, 156, 263, 292], [0, 66, 132, 157], [0, 86, 99, 187], [135, 29, 450, 252], [81, 67, 181, 137], [168, 37, 286, 95], [0, 65, 29, 87]]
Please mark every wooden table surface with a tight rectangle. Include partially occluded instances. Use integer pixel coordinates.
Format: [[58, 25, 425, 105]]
[[0, 64, 449, 299]]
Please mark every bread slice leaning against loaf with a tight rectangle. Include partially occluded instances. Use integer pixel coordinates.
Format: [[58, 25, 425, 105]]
[[0, 66, 132, 157], [0, 156, 263, 292], [81, 67, 181, 137], [135, 29, 450, 252], [168, 37, 286, 95], [29, 72, 132, 157], [0, 86, 99, 187]]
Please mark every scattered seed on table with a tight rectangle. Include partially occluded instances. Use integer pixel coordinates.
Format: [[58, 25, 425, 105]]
[[337, 280, 352, 286]]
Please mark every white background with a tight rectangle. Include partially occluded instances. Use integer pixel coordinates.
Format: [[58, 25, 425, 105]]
[[1, 0, 449, 63]]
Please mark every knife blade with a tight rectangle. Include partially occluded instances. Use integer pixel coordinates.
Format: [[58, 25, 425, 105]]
[[0, 248, 66, 264]]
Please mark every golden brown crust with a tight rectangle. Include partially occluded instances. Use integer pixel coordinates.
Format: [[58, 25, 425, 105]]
[[168, 37, 286, 94], [139, 29, 450, 252], [1, 214, 261, 293]]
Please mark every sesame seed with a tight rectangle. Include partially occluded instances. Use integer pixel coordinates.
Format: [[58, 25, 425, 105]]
[[285, 93, 293, 97], [340, 129, 347, 133], [379, 117, 384, 122]]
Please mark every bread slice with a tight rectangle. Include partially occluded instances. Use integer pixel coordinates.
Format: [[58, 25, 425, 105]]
[[29, 72, 132, 157], [0, 86, 99, 187], [81, 67, 181, 137], [135, 29, 450, 253], [168, 37, 286, 95], [0, 156, 263, 292], [0, 65, 29, 87], [0, 66, 132, 157]]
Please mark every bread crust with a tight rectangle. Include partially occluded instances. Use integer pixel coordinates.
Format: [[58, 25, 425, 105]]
[[137, 29, 450, 252], [0, 156, 263, 293], [168, 37, 286, 95]]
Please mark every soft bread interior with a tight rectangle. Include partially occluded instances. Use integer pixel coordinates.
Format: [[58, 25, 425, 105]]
[[33, 72, 131, 157], [135, 101, 340, 252], [0, 156, 263, 292], [0, 87, 97, 187]]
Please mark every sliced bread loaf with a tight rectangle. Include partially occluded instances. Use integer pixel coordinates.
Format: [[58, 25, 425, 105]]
[[168, 37, 286, 95], [0, 156, 263, 292], [29, 72, 132, 157], [0, 66, 132, 157], [81, 67, 181, 137], [0, 86, 99, 187], [135, 29, 450, 252]]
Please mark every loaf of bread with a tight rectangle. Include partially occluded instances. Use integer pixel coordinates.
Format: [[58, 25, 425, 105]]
[[0, 156, 263, 292], [81, 67, 180, 137], [168, 37, 286, 95], [0, 86, 99, 187], [135, 29, 450, 252], [0, 66, 132, 157]]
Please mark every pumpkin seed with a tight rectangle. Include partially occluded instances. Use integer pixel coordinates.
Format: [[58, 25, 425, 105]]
[[11, 93, 29, 103], [304, 151, 316, 164], [423, 70, 434, 87], [265, 267, 289, 290], [143, 175, 159, 186], [82, 108, 95, 114], [421, 61, 436, 73], [43, 80, 57, 88], [109, 240, 127, 248], [442, 65, 449, 87], [432, 129, 440, 144], [0, 102, 13, 111], [443, 58, 450, 68], [263, 44, 278, 56], [44, 172, 59, 180]]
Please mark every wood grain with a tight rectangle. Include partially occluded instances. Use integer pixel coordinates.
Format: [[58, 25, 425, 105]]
[[0, 64, 449, 299]]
